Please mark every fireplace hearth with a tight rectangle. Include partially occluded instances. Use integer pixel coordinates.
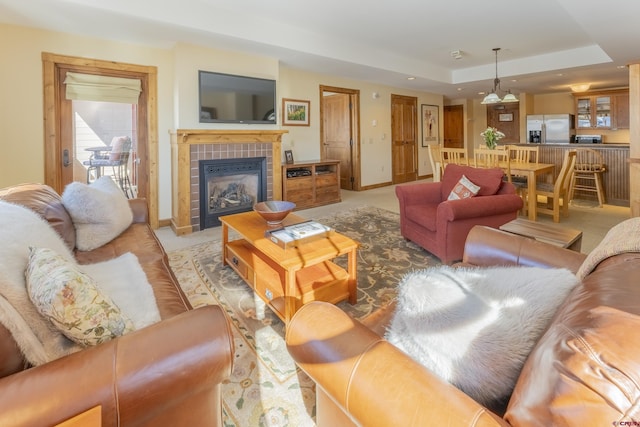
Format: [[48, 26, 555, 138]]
[[199, 157, 267, 229]]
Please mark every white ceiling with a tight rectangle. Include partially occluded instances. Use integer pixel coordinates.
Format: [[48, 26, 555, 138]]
[[1, 0, 638, 101]]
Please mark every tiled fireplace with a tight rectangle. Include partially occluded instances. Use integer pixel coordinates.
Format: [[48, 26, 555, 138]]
[[199, 156, 268, 229], [169, 130, 287, 235]]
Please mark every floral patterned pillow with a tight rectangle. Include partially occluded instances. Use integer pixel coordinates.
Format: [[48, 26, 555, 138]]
[[26, 247, 134, 346]]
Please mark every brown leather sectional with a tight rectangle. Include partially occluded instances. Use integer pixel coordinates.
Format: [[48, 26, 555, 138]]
[[286, 225, 640, 426], [0, 183, 234, 426]]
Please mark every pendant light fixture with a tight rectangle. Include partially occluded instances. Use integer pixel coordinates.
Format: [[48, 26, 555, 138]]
[[481, 48, 518, 104]]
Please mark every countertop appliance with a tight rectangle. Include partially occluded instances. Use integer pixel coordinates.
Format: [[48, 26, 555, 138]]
[[526, 114, 575, 144], [574, 135, 603, 144]]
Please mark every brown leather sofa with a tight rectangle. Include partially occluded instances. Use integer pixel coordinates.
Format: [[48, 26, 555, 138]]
[[395, 164, 523, 264], [0, 183, 234, 426], [286, 225, 640, 426]]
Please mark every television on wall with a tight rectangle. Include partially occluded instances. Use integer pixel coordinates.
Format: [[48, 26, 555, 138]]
[[198, 70, 276, 124]]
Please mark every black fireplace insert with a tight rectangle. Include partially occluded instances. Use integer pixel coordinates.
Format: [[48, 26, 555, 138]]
[[199, 157, 267, 229]]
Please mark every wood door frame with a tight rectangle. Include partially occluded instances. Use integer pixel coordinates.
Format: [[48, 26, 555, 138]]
[[319, 85, 361, 190], [42, 52, 159, 228]]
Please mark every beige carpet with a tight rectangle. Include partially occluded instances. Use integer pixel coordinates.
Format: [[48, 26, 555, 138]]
[[167, 206, 439, 426]]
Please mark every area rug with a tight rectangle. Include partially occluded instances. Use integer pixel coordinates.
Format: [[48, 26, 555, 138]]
[[167, 206, 439, 426]]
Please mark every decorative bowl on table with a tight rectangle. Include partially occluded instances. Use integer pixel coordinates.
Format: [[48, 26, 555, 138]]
[[253, 201, 296, 225]]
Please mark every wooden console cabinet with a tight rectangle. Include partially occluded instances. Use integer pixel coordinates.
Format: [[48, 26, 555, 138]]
[[282, 160, 341, 209]]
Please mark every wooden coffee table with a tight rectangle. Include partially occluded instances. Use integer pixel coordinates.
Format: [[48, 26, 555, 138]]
[[499, 218, 583, 252], [220, 211, 359, 324]]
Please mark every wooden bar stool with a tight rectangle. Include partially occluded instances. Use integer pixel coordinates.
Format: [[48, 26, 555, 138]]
[[569, 148, 606, 207]]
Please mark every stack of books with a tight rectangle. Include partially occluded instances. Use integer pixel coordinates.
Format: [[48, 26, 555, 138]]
[[265, 220, 333, 248]]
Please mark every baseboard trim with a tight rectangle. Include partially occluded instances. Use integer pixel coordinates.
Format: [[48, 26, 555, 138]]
[[358, 181, 393, 191], [157, 218, 171, 228]]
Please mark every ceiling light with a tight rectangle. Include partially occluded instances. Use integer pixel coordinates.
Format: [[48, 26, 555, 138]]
[[407, 76, 416, 80], [502, 92, 519, 103], [451, 50, 463, 60], [481, 48, 518, 105], [569, 83, 591, 93]]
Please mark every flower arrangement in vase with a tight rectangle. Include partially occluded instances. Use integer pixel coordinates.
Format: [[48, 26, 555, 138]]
[[480, 127, 505, 149]]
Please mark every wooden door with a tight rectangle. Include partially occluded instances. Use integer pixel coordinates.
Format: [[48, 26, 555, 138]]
[[322, 93, 352, 189], [42, 53, 159, 227], [320, 86, 360, 190], [391, 94, 417, 184], [443, 104, 464, 148], [487, 103, 520, 143]]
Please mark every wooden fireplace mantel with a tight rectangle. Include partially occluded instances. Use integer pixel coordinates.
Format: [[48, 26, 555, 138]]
[[169, 129, 288, 235], [175, 129, 288, 144]]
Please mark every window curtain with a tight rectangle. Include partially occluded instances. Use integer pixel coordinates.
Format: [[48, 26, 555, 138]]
[[64, 72, 142, 104]]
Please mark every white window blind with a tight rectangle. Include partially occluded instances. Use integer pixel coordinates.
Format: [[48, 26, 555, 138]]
[[64, 72, 142, 104]]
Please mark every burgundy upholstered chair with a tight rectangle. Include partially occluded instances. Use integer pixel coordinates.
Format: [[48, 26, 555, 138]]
[[395, 163, 523, 264]]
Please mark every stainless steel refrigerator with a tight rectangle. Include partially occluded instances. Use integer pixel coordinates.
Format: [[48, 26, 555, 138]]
[[526, 114, 575, 144]]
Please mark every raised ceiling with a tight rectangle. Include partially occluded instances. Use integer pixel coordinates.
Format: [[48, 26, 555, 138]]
[[1, 0, 638, 100]]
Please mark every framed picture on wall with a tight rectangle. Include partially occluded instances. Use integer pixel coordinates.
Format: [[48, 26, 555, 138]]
[[284, 150, 294, 164], [282, 98, 310, 126], [421, 104, 439, 147]]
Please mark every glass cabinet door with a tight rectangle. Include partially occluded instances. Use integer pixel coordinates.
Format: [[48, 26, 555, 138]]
[[576, 97, 591, 128], [595, 96, 611, 128]]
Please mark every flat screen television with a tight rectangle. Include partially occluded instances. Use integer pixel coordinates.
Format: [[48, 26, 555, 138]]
[[198, 70, 276, 124]]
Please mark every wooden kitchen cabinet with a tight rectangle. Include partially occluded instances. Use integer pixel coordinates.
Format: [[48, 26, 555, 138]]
[[574, 89, 629, 130], [613, 92, 630, 129], [282, 160, 341, 209]]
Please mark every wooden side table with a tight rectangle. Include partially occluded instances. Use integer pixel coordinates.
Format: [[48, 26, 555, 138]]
[[499, 218, 583, 252]]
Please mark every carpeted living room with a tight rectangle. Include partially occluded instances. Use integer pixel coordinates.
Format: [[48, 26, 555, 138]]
[[155, 183, 632, 426], [3, 1, 640, 425]]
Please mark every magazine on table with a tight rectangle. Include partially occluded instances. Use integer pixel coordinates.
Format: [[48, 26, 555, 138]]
[[265, 220, 333, 248]]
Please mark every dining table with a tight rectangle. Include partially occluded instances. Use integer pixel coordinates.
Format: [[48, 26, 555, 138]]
[[84, 145, 112, 179], [500, 161, 555, 221]]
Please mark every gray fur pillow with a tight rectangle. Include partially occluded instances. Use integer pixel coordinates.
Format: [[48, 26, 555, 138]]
[[62, 176, 133, 251], [385, 265, 578, 407]]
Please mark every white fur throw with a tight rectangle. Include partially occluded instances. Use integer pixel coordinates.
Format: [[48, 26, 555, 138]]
[[82, 253, 160, 330], [61, 176, 133, 251], [0, 201, 160, 366], [385, 265, 579, 407], [0, 201, 80, 365]]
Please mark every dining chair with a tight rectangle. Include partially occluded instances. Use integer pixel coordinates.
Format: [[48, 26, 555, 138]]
[[508, 145, 539, 164], [524, 149, 577, 222], [440, 147, 468, 169], [427, 144, 443, 182], [84, 136, 133, 197], [505, 145, 539, 206], [473, 147, 511, 183]]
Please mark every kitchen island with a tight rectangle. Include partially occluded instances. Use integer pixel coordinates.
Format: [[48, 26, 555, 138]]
[[533, 144, 630, 207]]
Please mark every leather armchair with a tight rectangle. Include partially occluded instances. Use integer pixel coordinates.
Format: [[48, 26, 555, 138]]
[[395, 164, 523, 263], [286, 225, 640, 426]]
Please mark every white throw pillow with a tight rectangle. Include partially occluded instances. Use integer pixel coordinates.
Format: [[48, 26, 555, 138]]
[[385, 265, 579, 407], [26, 247, 135, 347], [62, 176, 133, 251]]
